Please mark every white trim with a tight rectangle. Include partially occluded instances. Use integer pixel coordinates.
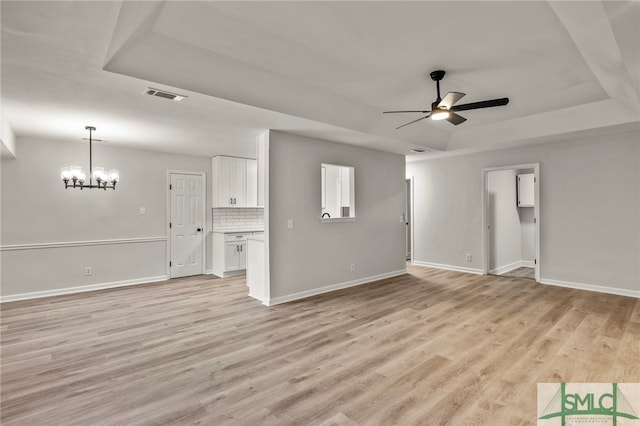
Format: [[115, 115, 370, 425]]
[[205, 269, 214, 275], [412, 260, 483, 275], [539, 278, 640, 299], [211, 269, 246, 279], [0, 275, 169, 303], [265, 269, 407, 306], [521, 260, 535, 268], [482, 163, 540, 282], [0, 237, 166, 251], [167, 170, 207, 279]]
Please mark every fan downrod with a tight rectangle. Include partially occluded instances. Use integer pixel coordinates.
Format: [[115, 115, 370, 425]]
[[429, 70, 446, 82]]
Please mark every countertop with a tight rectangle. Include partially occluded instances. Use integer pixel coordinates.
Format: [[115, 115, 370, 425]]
[[212, 229, 264, 234]]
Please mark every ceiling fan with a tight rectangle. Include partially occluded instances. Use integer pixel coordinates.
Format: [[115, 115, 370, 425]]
[[384, 70, 509, 129]]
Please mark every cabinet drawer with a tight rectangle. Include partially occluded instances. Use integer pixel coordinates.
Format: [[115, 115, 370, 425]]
[[224, 233, 251, 242]]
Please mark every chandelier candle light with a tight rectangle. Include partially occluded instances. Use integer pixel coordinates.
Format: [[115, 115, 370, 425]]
[[61, 126, 119, 190]]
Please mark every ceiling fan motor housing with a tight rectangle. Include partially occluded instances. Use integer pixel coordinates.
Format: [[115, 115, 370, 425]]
[[429, 70, 446, 81]]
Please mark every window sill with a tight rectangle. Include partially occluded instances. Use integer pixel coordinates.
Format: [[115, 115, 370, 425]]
[[320, 217, 356, 223]]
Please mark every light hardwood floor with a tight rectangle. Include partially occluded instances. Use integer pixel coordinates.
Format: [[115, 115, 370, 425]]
[[1, 264, 638, 425]]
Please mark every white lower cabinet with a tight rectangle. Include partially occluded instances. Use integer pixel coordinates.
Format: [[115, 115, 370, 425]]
[[224, 241, 247, 271], [212, 232, 259, 277]]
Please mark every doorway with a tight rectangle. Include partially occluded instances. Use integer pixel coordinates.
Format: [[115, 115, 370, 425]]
[[168, 171, 205, 278], [406, 178, 413, 261], [483, 164, 540, 281]]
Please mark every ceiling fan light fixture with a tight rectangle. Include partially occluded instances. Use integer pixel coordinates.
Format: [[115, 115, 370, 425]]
[[430, 109, 450, 121]]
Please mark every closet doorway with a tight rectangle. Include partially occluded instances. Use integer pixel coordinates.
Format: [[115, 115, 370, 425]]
[[482, 164, 540, 281]]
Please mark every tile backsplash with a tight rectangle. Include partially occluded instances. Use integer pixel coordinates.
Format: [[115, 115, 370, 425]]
[[212, 208, 264, 231]]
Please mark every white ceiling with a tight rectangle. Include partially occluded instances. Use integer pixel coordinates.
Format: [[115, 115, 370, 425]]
[[2, 1, 639, 159]]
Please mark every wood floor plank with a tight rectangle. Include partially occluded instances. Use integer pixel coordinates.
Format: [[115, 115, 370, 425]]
[[1, 264, 638, 425]]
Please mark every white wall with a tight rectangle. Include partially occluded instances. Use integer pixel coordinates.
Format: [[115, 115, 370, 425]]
[[407, 128, 640, 294], [487, 169, 521, 271], [519, 207, 535, 262], [1, 137, 212, 299], [323, 165, 340, 218], [1, 114, 16, 158], [267, 131, 406, 301]]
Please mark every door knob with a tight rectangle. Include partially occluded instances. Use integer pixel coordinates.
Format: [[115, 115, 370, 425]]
[[196, 228, 202, 232]]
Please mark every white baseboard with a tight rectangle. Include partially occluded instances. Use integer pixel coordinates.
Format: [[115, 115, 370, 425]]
[[539, 278, 640, 299], [490, 260, 535, 275], [266, 269, 407, 306], [210, 269, 246, 279], [205, 269, 214, 275], [0, 275, 169, 303], [489, 260, 536, 275], [412, 261, 483, 275], [489, 260, 522, 275]]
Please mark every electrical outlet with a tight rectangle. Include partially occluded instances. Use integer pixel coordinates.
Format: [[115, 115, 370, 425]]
[[139, 207, 147, 215], [465, 254, 472, 262], [84, 266, 92, 276], [287, 219, 293, 229], [350, 264, 356, 272]]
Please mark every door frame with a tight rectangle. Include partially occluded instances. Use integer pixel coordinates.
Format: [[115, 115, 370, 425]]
[[166, 170, 207, 278], [482, 163, 540, 282]]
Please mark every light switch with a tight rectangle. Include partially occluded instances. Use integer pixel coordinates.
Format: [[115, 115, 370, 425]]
[[139, 207, 147, 215], [287, 219, 293, 229]]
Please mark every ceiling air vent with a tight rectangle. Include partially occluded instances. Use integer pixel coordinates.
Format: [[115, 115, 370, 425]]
[[145, 87, 187, 102]]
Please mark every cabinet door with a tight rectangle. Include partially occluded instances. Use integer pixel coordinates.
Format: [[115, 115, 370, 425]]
[[238, 242, 247, 269], [517, 174, 535, 207], [216, 157, 233, 207], [246, 159, 258, 208], [224, 242, 239, 271], [230, 157, 246, 207]]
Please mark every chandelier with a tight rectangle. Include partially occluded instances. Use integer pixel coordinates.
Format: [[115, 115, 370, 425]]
[[61, 126, 119, 190]]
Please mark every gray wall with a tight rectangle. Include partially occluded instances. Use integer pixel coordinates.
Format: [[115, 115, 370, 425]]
[[268, 131, 406, 299], [1, 137, 212, 297], [487, 169, 521, 271], [407, 129, 640, 293]]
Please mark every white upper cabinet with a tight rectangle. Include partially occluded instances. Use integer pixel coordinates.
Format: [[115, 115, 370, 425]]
[[517, 173, 534, 207], [212, 156, 258, 208]]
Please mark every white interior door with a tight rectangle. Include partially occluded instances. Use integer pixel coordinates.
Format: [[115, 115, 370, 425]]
[[170, 173, 204, 278]]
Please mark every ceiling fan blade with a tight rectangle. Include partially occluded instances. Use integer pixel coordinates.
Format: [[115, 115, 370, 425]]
[[446, 112, 467, 125], [396, 114, 430, 129], [383, 110, 430, 114], [438, 92, 465, 109], [451, 97, 509, 112]]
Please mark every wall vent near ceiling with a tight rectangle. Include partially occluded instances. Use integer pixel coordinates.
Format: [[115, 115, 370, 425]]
[[145, 87, 187, 102]]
